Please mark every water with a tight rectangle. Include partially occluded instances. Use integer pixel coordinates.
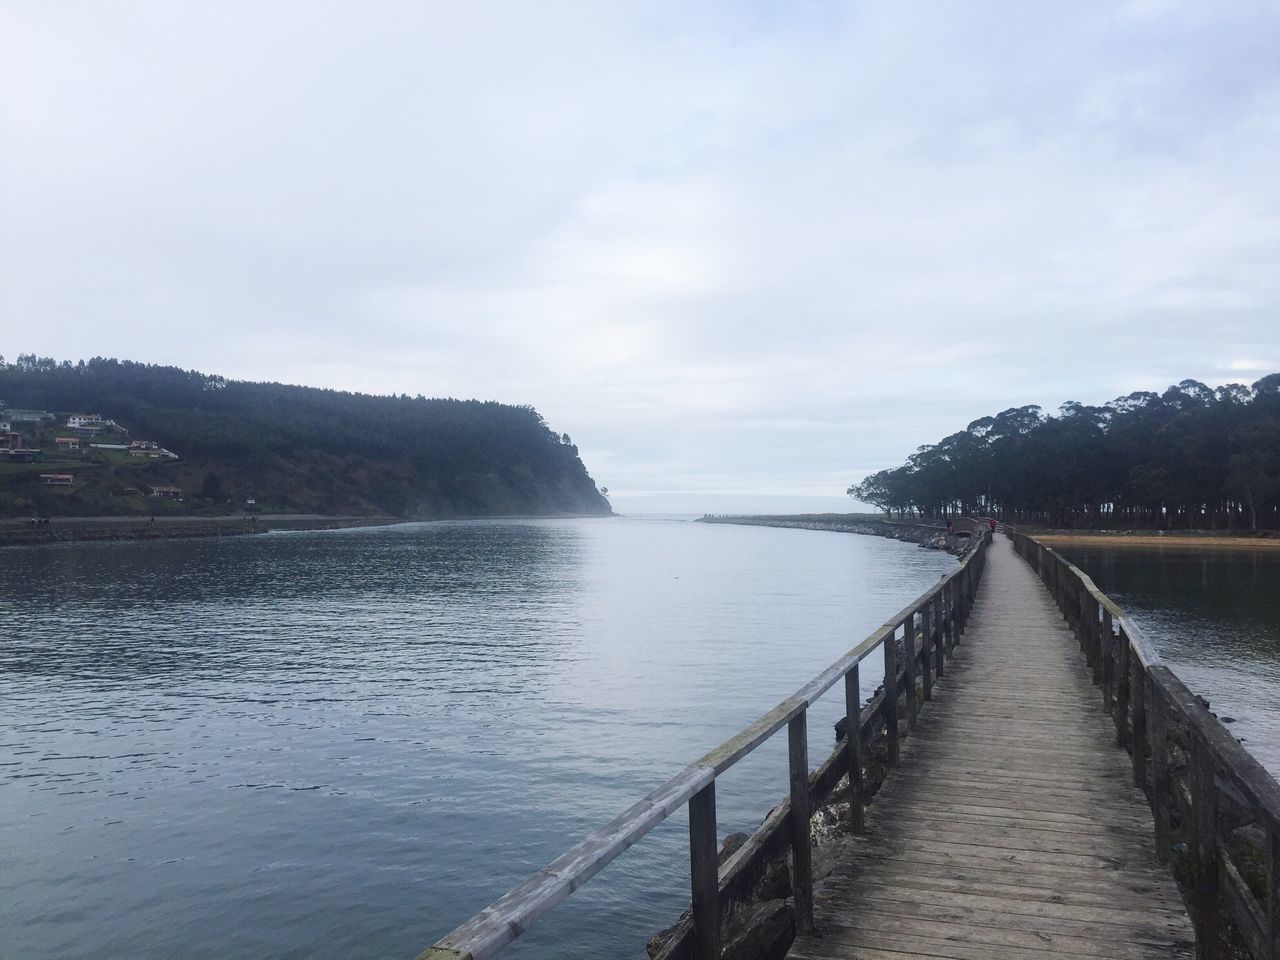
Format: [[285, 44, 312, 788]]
[[0, 517, 956, 960], [1054, 544, 1280, 777]]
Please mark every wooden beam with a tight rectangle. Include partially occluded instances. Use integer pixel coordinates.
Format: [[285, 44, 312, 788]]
[[790, 710, 814, 934], [845, 666, 865, 835], [688, 782, 720, 960]]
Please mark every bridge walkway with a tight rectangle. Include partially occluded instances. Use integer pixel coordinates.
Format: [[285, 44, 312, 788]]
[[788, 535, 1196, 960]]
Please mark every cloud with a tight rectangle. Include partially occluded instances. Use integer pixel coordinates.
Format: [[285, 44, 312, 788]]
[[2, 0, 1278, 509]]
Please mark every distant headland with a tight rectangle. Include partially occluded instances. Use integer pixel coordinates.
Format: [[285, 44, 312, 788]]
[[0, 355, 612, 523]]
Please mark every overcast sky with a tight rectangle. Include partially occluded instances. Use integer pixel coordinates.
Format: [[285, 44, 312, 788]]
[[3, 2, 1278, 513]]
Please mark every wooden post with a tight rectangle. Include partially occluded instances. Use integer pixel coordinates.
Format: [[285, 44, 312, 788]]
[[845, 666, 865, 834], [1131, 657, 1149, 790], [920, 606, 933, 702], [1149, 685, 1171, 861], [1269, 826, 1279, 960], [883, 628, 900, 764], [789, 712, 814, 934], [944, 582, 955, 653], [688, 782, 720, 960], [932, 593, 945, 679], [1190, 732, 1220, 959], [1092, 598, 1104, 686], [901, 616, 918, 730], [1114, 621, 1130, 749]]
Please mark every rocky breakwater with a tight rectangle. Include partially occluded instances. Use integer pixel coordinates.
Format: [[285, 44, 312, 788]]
[[0, 514, 402, 546], [697, 513, 974, 557]]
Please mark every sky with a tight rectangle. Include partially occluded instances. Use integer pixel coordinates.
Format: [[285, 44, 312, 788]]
[[2, 1, 1278, 514]]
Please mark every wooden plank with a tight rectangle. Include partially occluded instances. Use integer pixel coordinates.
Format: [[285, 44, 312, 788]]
[[429, 761, 713, 960], [814, 908, 1192, 959]]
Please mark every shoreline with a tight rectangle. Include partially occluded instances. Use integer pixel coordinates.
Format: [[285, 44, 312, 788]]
[[1035, 532, 1280, 550], [0, 511, 615, 546]]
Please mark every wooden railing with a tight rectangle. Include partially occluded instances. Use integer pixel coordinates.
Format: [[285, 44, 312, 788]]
[[1008, 529, 1280, 960], [419, 526, 992, 960]]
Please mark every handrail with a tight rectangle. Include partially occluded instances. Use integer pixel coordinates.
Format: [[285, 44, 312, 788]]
[[1006, 528, 1280, 960], [419, 525, 993, 960]]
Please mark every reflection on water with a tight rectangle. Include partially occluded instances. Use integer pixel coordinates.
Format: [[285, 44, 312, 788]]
[[0, 518, 955, 960], [1055, 545, 1280, 776]]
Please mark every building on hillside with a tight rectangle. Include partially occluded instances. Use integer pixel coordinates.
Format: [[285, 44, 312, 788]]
[[0, 421, 9, 432], [40, 473, 74, 486], [7, 409, 53, 422], [122, 487, 143, 496], [55, 437, 81, 451], [67, 414, 104, 428], [149, 484, 181, 499], [2, 433, 41, 462], [129, 440, 179, 460], [72, 424, 103, 436]]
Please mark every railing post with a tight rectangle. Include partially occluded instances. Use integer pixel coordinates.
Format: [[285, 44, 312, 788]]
[[1114, 620, 1130, 749], [1149, 681, 1171, 862], [1101, 608, 1115, 719], [1269, 825, 1279, 960], [688, 782, 720, 960], [1131, 656, 1149, 790], [932, 593, 945, 679], [883, 628, 900, 764], [919, 606, 933, 702], [1095, 601, 1105, 691], [1190, 731, 1220, 959], [944, 582, 956, 652], [902, 615, 918, 730], [844, 666, 865, 834], [788, 711, 814, 934]]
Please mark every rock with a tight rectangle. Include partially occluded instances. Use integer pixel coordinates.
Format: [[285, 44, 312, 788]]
[[720, 832, 750, 864], [1220, 715, 1236, 723], [721, 899, 794, 960]]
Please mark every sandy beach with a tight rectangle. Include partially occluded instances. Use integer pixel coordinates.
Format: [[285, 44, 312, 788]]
[[1035, 532, 1280, 550]]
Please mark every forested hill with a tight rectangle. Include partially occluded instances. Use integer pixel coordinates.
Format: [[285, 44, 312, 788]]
[[850, 375, 1280, 531], [0, 356, 612, 519]]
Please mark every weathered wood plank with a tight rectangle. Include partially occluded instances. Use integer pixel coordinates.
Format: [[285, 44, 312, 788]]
[[788, 536, 1194, 960]]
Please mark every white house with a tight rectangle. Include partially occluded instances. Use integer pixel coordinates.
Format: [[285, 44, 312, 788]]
[[67, 414, 104, 428]]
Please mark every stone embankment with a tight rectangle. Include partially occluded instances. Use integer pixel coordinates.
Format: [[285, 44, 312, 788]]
[[0, 514, 400, 546], [696, 513, 975, 557]]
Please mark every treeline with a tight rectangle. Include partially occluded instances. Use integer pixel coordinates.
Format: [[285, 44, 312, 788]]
[[850, 375, 1280, 531], [0, 355, 612, 518]]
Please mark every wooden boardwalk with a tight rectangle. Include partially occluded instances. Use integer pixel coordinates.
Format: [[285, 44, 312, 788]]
[[789, 535, 1196, 960]]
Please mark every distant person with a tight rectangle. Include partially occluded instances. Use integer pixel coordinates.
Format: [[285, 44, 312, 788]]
[[945, 519, 954, 535], [988, 518, 997, 532]]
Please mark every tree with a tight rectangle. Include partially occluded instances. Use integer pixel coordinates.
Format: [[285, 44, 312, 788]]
[[200, 472, 226, 502]]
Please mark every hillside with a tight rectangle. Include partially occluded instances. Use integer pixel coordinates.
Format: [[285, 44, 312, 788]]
[[0, 356, 613, 520]]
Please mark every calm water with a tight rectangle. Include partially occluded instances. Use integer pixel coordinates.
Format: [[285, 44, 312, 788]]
[[1055, 545, 1280, 777], [1, 518, 956, 960]]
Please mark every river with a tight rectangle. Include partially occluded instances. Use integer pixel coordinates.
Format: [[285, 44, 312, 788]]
[[1052, 542, 1280, 778], [1, 517, 956, 960]]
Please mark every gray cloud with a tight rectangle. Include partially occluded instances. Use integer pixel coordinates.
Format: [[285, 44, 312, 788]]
[[3, 1, 1277, 514]]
